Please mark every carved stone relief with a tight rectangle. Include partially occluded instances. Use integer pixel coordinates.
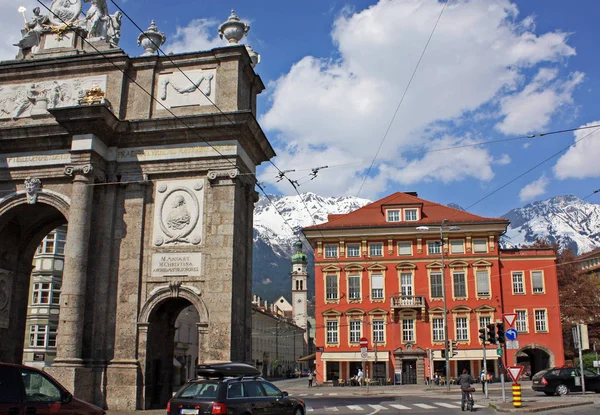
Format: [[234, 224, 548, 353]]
[[156, 69, 216, 110], [0, 75, 107, 121], [153, 179, 205, 246], [24, 177, 42, 204], [0, 269, 13, 329]]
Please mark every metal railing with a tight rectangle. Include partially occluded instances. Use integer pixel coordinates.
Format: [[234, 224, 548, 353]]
[[390, 295, 426, 308]]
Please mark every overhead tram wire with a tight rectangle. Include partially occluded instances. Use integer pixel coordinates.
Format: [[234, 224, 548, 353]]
[[355, 0, 448, 198], [34, 1, 309, 248]]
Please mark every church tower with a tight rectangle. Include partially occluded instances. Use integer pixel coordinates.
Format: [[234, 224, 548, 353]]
[[291, 240, 309, 347]]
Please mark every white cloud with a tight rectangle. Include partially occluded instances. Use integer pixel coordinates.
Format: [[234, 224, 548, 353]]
[[0, 0, 40, 62], [495, 68, 583, 135], [165, 18, 227, 54], [553, 121, 600, 179], [260, 0, 578, 197], [519, 175, 549, 201]]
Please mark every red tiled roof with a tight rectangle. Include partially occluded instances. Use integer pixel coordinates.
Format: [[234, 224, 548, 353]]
[[577, 246, 600, 259], [304, 192, 508, 230]]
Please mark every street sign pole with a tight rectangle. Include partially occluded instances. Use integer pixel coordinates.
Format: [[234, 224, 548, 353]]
[[576, 324, 586, 394]]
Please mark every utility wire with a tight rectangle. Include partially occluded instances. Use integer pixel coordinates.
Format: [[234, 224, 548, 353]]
[[356, 0, 448, 198]]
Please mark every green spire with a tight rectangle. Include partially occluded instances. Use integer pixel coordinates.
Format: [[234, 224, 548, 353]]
[[291, 239, 308, 263]]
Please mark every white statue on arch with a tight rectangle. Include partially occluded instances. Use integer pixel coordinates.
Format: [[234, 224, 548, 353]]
[[84, 0, 109, 40]]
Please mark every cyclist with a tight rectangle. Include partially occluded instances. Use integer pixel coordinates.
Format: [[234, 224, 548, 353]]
[[457, 368, 476, 411]]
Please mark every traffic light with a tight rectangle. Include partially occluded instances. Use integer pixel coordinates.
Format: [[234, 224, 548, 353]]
[[496, 323, 506, 344], [441, 349, 446, 358], [450, 340, 458, 357], [479, 327, 487, 343], [487, 324, 496, 344]]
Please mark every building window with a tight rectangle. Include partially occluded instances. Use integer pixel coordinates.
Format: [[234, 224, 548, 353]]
[[387, 210, 400, 222], [347, 244, 360, 257], [430, 272, 443, 298], [325, 275, 338, 300], [373, 320, 385, 343], [479, 316, 491, 331], [472, 239, 488, 253], [398, 241, 412, 256], [37, 231, 66, 255], [534, 310, 547, 332], [453, 272, 467, 298], [32, 283, 52, 305], [450, 239, 464, 254], [516, 310, 528, 333], [476, 270, 490, 296], [371, 274, 384, 299], [512, 272, 524, 294], [349, 320, 361, 343], [29, 325, 47, 347], [428, 241, 441, 255], [48, 327, 58, 348], [404, 209, 418, 221], [456, 317, 468, 341], [432, 318, 444, 342], [531, 271, 544, 293], [348, 275, 361, 300], [369, 243, 383, 257], [326, 320, 338, 343], [325, 244, 338, 258], [402, 318, 415, 343]]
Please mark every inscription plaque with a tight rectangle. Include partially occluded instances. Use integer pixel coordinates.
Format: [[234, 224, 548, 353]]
[[151, 253, 202, 277]]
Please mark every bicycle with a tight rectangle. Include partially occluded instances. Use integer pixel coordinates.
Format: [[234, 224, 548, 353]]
[[461, 386, 475, 412]]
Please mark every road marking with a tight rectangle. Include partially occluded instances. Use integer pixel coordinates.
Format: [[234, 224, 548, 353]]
[[347, 405, 364, 410], [435, 402, 460, 408], [299, 394, 308, 396], [413, 403, 437, 409], [329, 393, 339, 396], [368, 404, 388, 410], [324, 406, 339, 411], [389, 404, 411, 410], [306, 406, 314, 412], [314, 393, 324, 396]]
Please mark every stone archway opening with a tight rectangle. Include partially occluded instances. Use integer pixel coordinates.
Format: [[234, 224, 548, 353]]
[[515, 344, 553, 378], [145, 297, 200, 409], [0, 199, 68, 365]]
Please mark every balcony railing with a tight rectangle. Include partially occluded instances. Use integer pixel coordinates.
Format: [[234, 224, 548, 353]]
[[390, 295, 426, 309]]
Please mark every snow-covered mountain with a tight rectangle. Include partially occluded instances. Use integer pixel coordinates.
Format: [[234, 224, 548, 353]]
[[502, 195, 600, 254], [251, 192, 600, 301]]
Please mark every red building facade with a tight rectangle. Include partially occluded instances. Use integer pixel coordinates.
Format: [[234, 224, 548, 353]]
[[303, 192, 564, 385]]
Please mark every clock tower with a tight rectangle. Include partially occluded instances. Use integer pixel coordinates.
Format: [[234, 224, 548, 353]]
[[291, 240, 309, 349]]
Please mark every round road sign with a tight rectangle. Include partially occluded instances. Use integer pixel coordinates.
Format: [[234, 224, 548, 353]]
[[359, 337, 368, 347], [506, 328, 518, 341]]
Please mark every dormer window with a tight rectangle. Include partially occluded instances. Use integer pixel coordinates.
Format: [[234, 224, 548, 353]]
[[404, 209, 418, 221], [387, 210, 401, 222]]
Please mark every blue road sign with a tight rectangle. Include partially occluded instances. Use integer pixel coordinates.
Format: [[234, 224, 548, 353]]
[[506, 328, 518, 341]]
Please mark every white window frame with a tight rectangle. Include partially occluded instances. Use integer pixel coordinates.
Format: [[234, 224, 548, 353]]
[[398, 241, 412, 256], [347, 243, 361, 258], [373, 320, 385, 343], [371, 274, 384, 300], [369, 243, 383, 257], [349, 320, 362, 343], [432, 318, 444, 342], [534, 309, 548, 332], [531, 271, 545, 294], [476, 270, 490, 297], [348, 274, 361, 300], [404, 209, 418, 221], [450, 239, 465, 254], [456, 317, 469, 341], [512, 272, 525, 294], [387, 210, 401, 222], [325, 274, 338, 300], [402, 318, 415, 343], [326, 320, 339, 344], [516, 309, 528, 333], [472, 239, 488, 254], [324, 244, 338, 258], [32, 282, 52, 305], [37, 231, 66, 255], [29, 325, 48, 347], [428, 241, 441, 255]]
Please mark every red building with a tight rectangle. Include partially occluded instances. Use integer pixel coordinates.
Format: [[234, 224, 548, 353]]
[[303, 192, 564, 385]]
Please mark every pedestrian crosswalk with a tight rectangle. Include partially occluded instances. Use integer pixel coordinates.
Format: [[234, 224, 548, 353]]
[[304, 401, 484, 412]]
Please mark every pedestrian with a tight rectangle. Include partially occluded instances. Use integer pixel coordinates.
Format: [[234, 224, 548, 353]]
[[308, 371, 313, 388], [480, 368, 487, 393], [357, 368, 363, 386]]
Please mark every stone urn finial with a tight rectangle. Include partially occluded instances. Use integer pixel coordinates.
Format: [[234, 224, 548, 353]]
[[137, 20, 166, 56], [218, 9, 250, 44]]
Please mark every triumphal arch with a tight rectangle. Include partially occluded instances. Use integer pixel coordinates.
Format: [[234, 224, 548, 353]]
[[0, 1, 272, 409]]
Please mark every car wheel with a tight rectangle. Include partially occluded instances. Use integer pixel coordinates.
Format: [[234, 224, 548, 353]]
[[555, 384, 569, 396], [294, 407, 304, 415], [544, 392, 554, 396]]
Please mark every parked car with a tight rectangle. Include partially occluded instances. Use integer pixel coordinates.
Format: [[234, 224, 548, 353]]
[[531, 366, 600, 395], [168, 362, 305, 415], [0, 362, 105, 415]]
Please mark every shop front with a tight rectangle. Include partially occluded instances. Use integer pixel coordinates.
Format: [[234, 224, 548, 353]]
[[320, 351, 390, 385]]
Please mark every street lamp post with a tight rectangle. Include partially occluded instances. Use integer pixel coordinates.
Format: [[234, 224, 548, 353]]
[[417, 220, 460, 392]]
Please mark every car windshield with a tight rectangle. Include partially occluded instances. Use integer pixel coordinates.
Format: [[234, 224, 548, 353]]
[[176, 381, 219, 399]]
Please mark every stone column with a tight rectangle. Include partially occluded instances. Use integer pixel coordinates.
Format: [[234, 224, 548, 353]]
[[197, 322, 209, 364], [54, 164, 95, 364]]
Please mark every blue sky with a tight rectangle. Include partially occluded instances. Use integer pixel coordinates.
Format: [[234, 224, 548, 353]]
[[2, 1, 600, 217]]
